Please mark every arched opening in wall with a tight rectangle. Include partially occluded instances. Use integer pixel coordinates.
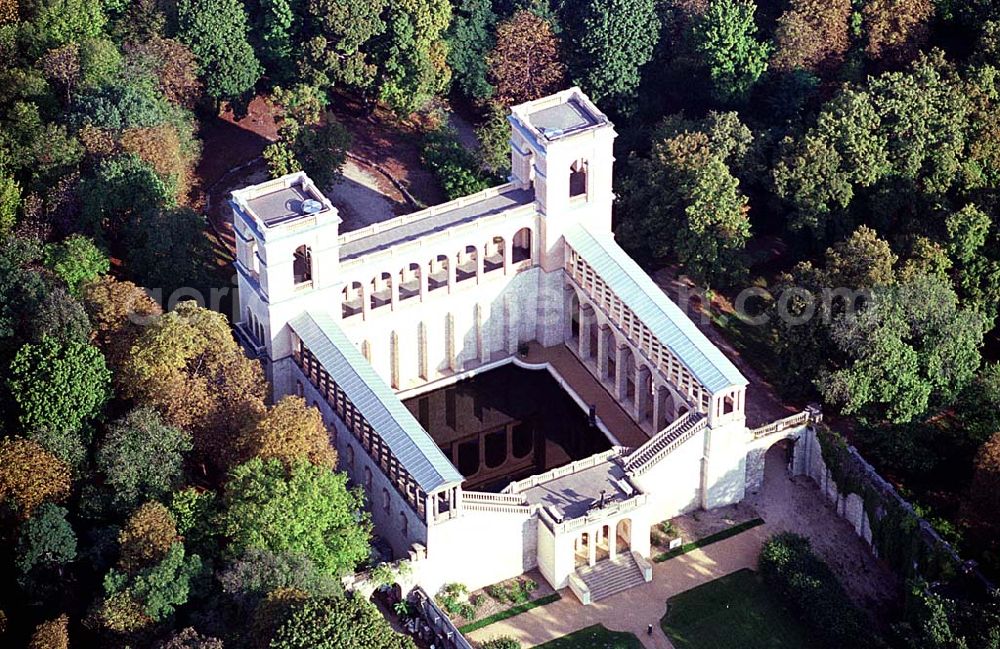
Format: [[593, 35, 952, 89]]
[[596, 524, 611, 562], [382, 487, 390, 514], [657, 387, 675, 430], [456, 439, 479, 476], [587, 313, 599, 360], [428, 254, 449, 291], [400, 511, 408, 539], [623, 348, 636, 402], [677, 404, 690, 419], [399, 263, 421, 301], [293, 245, 312, 284], [754, 437, 797, 500], [570, 292, 581, 342], [512, 421, 533, 459], [641, 371, 654, 422], [616, 519, 631, 555], [569, 160, 588, 198], [342, 281, 364, 318], [248, 240, 260, 279], [575, 531, 590, 568], [723, 394, 736, 415], [456, 245, 478, 282], [370, 272, 392, 310], [345, 444, 354, 469], [484, 236, 504, 273], [363, 466, 373, 493], [484, 428, 507, 469], [512, 228, 532, 263], [606, 340, 617, 382], [295, 380, 304, 397]]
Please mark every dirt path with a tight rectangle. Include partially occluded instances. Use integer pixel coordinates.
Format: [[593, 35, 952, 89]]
[[746, 443, 902, 617]]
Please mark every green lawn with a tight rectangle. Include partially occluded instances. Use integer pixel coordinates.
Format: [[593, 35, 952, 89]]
[[661, 569, 820, 649], [535, 624, 643, 649]]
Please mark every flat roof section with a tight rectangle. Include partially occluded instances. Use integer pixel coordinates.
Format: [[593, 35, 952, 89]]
[[527, 98, 601, 140], [247, 184, 320, 227], [339, 187, 535, 261], [522, 461, 630, 520]]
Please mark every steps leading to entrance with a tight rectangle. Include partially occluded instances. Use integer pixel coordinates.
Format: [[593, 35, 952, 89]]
[[576, 553, 646, 602]]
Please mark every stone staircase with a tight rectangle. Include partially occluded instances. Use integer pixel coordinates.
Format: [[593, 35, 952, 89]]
[[622, 411, 706, 474], [576, 553, 647, 602]]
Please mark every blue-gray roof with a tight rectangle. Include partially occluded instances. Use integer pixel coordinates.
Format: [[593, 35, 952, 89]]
[[288, 311, 464, 492], [564, 225, 747, 394]]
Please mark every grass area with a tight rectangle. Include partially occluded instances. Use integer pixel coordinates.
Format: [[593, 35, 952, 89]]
[[662, 569, 820, 649], [535, 624, 644, 649], [457, 593, 561, 633], [653, 518, 765, 562]]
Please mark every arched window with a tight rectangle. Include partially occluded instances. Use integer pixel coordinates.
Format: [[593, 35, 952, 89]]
[[295, 380, 304, 397], [570, 160, 587, 198], [484, 237, 504, 273], [400, 511, 408, 538], [342, 281, 363, 318], [512, 228, 532, 263], [345, 444, 354, 469], [370, 272, 392, 310], [293, 245, 312, 284], [428, 254, 449, 291], [364, 466, 372, 492], [382, 488, 390, 514], [399, 263, 421, 300]]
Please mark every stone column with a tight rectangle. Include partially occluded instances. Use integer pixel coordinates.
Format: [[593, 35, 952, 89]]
[[390, 277, 399, 310], [419, 267, 428, 300], [447, 257, 456, 292], [588, 530, 597, 566], [596, 325, 610, 380], [636, 366, 652, 423], [503, 238, 512, 275], [362, 284, 371, 319], [476, 248, 484, 283], [615, 345, 628, 402], [609, 524, 617, 560], [578, 305, 594, 359]]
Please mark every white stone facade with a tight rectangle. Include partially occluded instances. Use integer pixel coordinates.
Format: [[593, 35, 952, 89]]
[[231, 89, 784, 600]]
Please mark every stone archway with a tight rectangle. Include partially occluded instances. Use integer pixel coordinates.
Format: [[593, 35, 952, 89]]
[[616, 519, 631, 555], [746, 437, 797, 496]]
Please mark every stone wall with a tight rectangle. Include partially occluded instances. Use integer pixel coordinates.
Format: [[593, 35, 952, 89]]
[[793, 426, 962, 576]]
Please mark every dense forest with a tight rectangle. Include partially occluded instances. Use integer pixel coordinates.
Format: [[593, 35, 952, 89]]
[[1, 0, 1000, 647]]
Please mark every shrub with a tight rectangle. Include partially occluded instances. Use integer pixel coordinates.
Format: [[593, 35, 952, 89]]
[[436, 582, 479, 619], [480, 637, 520, 649], [759, 533, 876, 647], [420, 128, 491, 200]]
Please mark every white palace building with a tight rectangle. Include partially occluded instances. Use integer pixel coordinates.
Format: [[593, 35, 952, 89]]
[[231, 89, 814, 604]]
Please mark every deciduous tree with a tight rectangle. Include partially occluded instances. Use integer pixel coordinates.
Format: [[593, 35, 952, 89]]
[[122, 301, 266, 468], [372, 0, 452, 115], [487, 10, 566, 106], [15, 503, 76, 581], [28, 614, 69, 649], [81, 276, 161, 375], [0, 438, 71, 520], [156, 627, 224, 649], [8, 336, 111, 465], [97, 407, 192, 512], [43, 234, 110, 295], [239, 396, 336, 469], [118, 502, 179, 572], [771, 0, 850, 74], [124, 38, 202, 109], [297, 0, 387, 92], [269, 595, 416, 649], [569, 0, 659, 111], [863, 0, 933, 64], [177, 0, 262, 103], [221, 458, 370, 577], [690, 0, 770, 105], [446, 0, 497, 102]]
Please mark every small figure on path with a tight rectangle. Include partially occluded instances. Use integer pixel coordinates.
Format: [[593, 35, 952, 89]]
[[647, 624, 653, 635]]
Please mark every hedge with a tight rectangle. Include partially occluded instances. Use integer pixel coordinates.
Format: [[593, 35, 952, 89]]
[[653, 518, 765, 562], [457, 593, 561, 633]]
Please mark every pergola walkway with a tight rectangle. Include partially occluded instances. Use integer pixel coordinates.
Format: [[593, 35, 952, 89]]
[[467, 524, 770, 649], [521, 342, 650, 448]]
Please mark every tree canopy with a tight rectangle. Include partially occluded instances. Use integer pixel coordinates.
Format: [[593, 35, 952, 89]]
[[221, 458, 371, 577]]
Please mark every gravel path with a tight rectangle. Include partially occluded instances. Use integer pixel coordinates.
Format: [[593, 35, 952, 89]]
[[327, 158, 400, 233], [746, 443, 902, 617]]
